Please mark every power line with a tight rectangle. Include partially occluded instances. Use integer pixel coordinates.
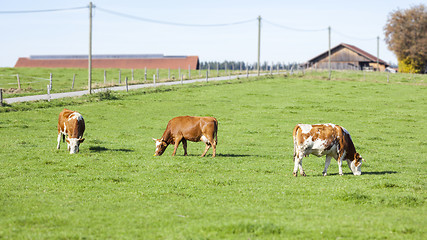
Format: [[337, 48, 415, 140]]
[[96, 7, 256, 27], [263, 19, 328, 32], [0, 6, 88, 14], [332, 29, 378, 41]]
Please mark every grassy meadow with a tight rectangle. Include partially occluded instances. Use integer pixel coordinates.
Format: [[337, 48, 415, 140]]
[[0, 67, 244, 98], [0, 73, 426, 239]]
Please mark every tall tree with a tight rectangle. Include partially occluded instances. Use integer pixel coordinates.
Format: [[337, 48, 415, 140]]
[[384, 4, 427, 73]]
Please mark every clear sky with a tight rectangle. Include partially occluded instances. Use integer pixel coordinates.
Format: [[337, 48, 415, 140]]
[[0, 0, 424, 67]]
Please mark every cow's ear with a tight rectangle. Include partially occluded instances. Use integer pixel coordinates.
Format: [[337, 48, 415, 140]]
[[162, 141, 168, 146], [79, 138, 85, 143], [152, 138, 158, 141]]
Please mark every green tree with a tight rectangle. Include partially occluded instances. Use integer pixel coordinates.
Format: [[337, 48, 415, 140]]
[[384, 4, 427, 73]]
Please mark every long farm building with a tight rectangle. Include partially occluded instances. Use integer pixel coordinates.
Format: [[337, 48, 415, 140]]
[[14, 54, 199, 70]]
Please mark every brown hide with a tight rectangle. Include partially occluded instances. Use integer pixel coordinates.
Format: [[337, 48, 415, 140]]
[[58, 108, 85, 140], [156, 116, 218, 157]]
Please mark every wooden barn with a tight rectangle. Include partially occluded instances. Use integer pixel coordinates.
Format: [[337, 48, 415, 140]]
[[14, 54, 199, 70], [305, 43, 388, 71]]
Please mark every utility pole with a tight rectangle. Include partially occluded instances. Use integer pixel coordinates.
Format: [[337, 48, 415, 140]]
[[328, 26, 331, 80], [88, 2, 93, 94], [257, 15, 261, 76], [377, 36, 380, 72]]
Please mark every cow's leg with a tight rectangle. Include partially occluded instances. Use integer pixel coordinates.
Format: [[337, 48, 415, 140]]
[[57, 133, 62, 149], [172, 136, 182, 156], [338, 156, 344, 176], [182, 139, 188, 156], [204, 134, 216, 157], [201, 143, 211, 157], [293, 150, 305, 177], [211, 138, 217, 157], [323, 155, 332, 176]]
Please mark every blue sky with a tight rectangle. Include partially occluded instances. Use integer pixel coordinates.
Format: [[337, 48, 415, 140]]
[[0, 0, 423, 67]]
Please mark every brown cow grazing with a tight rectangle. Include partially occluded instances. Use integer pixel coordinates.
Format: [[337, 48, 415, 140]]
[[293, 123, 364, 177], [153, 116, 218, 157], [57, 108, 85, 154]]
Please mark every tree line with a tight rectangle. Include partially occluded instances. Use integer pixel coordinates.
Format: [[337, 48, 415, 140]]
[[198, 61, 301, 71]]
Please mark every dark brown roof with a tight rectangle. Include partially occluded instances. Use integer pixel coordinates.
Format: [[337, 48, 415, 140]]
[[14, 55, 199, 69], [307, 43, 388, 65]]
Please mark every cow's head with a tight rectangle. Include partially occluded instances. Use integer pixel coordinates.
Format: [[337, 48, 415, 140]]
[[66, 137, 85, 154], [350, 152, 364, 175], [153, 138, 168, 156]]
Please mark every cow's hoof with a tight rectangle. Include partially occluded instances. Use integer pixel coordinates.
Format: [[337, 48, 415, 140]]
[[322, 172, 327, 176], [302, 172, 306, 177], [293, 172, 297, 177]]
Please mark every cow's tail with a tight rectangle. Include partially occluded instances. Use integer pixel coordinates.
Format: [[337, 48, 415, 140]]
[[292, 124, 300, 162], [214, 119, 218, 146]]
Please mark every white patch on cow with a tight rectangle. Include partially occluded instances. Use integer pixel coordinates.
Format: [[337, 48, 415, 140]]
[[325, 123, 336, 128], [62, 122, 67, 135], [303, 136, 328, 157], [200, 135, 209, 144], [350, 160, 362, 175], [68, 138, 81, 154], [298, 124, 312, 134], [155, 139, 162, 148], [69, 112, 83, 121]]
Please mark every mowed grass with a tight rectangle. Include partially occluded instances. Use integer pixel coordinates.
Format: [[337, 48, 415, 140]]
[[0, 67, 247, 98], [0, 74, 426, 239]]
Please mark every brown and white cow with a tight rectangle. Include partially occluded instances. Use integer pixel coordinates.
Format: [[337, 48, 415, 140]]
[[153, 116, 218, 157], [57, 108, 85, 154], [293, 123, 364, 176]]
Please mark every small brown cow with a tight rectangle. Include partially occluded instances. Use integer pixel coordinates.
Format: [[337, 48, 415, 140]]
[[57, 108, 85, 154], [153, 116, 218, 157]]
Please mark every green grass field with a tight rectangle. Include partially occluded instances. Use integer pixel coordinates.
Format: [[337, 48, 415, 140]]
[[0, 73, 426, 239], [0, 67, 247, 98]]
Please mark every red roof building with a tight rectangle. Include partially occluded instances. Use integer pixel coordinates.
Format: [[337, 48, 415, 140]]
[[14, 54, 199, 70]]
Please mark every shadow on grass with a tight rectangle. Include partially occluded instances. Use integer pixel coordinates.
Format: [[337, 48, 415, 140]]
[[89, 146, 134, 153], [310, 171, 399, 177], [216, 153, 254, 158], [361, 171, 398, 175], [163, 153, 254, 157]]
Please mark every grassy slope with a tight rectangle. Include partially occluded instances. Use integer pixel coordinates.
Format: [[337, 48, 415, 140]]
[[0, 75, 425, 239], [0, 67, 240, 98]]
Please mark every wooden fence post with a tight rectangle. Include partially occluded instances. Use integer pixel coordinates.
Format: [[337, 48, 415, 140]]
[[206, 71, 208, 82], [153, 74, 156, 86], [144, 67, 147, 81], [168, 68, 170, 80], [49, 73, 53, 90], [156, 68, 159, 82], [72, 74, 76, 89], [217, 63, 219, 77], [47, 85, 51, 102], [16, 74, 21, 90], [0, 88, 3, 107], [125, 77, 128, 92], [132, 69, 134, 81], [247, 63, 249, 78], [119, 69, 121, 84]]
